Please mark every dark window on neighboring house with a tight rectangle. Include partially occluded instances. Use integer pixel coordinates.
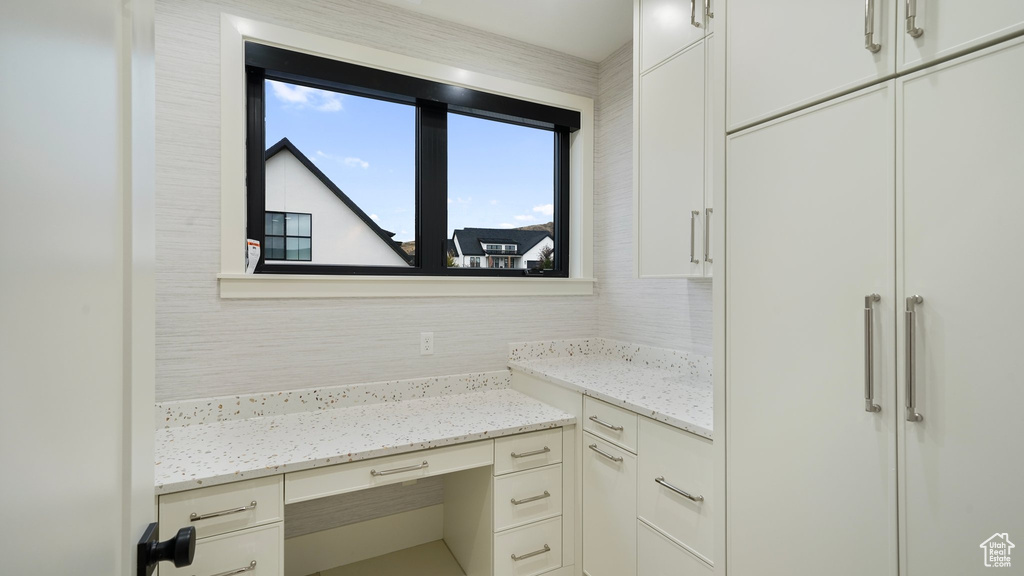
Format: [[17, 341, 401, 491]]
[[265, 212, 311, 261], [244, 42, 578, 277]]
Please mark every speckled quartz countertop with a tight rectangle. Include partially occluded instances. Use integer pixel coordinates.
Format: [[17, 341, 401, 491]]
[[155, 376, 574, 494], [508, 339, 713, 440]]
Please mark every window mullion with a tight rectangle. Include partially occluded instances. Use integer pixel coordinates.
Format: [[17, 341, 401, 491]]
[[417, 101, 447, 275], [245, 67, 267, 271]]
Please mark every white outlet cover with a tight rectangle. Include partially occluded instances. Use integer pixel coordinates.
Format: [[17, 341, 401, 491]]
[[420, 332, 434, 355]]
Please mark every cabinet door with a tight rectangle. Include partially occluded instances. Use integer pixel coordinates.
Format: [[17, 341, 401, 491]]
[[702, 33, 715, 277], [582, 434, 636, 576], [726, 83, 897, 576], [639, 0, 706, 72], [727, 0, 895, 130], [637, 521, 712, 576], [899, 37, 1024, 576], [637, 41, 705, 278], [897, 0, 1024, 72]]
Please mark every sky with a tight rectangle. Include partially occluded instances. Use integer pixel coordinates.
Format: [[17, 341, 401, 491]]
[[264, 79, 555, 242]]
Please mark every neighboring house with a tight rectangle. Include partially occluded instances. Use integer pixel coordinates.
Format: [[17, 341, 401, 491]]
[[264, 138, 411, 266], [450, 227, 554, 269]]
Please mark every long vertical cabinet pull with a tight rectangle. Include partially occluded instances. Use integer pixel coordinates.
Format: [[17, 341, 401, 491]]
[[906, 0, 925, 38], [865, 0, 882, 53], [905, 295, 924, 422], [864, 294, 882, 412], [690, 0, 701, 28], [690, 210, 701, 263], [704, 0, 713, 20], [704, 209, 713, 264]]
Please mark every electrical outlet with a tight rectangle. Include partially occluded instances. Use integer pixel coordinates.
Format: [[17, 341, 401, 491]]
[[420, 332, 434, 355]]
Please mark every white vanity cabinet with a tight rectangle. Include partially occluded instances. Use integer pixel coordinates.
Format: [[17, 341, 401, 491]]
[[582, 433, 637, 576], [634, 0, 715, 279]]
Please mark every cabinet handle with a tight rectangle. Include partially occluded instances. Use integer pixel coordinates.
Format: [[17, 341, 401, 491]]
[[704, 208, 713, 264], [690, 0, 701, 28], [208, 560, 257, 576], [370, 461, 428, 476], [690, 210, 701, 264], [905, 296, 924, 422], [906, 0, 924, 38], [864, 0, 882, 53], [511, 490, 551, 506], [510, 446, 550, 459], [704, 0, 713, 20], [511, 544, 551, 562], [189, 501, 257, 522], [864, 294, 882, 413], [655, 476, 705, 503], [589, 415, 624, 432], [589, 443, 624, 463]]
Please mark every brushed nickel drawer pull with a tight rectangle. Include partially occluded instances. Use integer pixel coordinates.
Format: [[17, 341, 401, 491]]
[[655, 476, 705, 503], [511, 491, 551, 506], [510, 446, 551, 459], [905, 295, 924, 422], [865, 0, 882, 53], [906, 0, 924, 38], [589, 444, 624, 463], [189, 501, 257, 522], [588, 415, 624, 432], [864, 294, 882, 413], [704, 208, 714, 263], [511, 544, 551, 562], [370, 461, 428, 477], [208, 560, 257, 576], [690, 0, 701, 28], [690, 210, 701, 263]]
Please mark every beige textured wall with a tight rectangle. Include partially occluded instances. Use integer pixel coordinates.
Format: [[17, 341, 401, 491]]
[[155, 1, 712, 402], [593, 44, 713, 355]]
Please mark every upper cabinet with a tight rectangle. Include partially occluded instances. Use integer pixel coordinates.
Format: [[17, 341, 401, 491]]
[[897, 0, 1024, 72], [640, 0, 710, 72], [726, 0, 896, 130], [634, 0, 715, 279]]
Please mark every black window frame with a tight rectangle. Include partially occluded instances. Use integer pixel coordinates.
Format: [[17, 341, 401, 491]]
[[245, 42, 578, 278], [264, 211, 312, 262]]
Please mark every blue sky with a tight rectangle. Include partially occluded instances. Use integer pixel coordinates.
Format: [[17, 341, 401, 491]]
[[265, 80, 555, 242]]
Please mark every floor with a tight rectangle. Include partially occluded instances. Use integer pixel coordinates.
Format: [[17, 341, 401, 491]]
[[311, 540, 465, 576]]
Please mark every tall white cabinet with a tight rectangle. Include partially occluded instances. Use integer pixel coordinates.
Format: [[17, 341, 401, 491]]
[[724, 2, 1024, 572], [635, 0, 715, 279]]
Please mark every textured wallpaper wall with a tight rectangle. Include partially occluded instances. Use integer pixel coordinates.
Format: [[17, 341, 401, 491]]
[[154, 0, 712, 402]]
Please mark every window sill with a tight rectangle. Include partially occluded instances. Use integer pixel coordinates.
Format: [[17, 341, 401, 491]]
[[218, 274, 596, 299]]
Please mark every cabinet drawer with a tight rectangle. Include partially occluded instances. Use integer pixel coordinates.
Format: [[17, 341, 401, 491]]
[[584, 397, 638, 452], [494, 516, 562, 576], [161, 522, 283, 576], [494, 464, 563, 532], [159, 476, 283, 540], [638, 520, 712, 576], [637, 417, 713, 563], [284, 440, 492, 504], [494, 428, 563, 476], [583, 433, 637, 576]]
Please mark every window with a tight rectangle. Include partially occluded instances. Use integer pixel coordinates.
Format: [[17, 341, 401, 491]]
[[245, 43, 578, 278], [265, 212, 311, 261]]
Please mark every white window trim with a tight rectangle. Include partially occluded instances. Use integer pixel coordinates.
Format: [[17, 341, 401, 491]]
[[219, 14, 595, 299]]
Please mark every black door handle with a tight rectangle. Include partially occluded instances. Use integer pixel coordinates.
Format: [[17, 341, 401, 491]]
[[137, 523, 195, 576]]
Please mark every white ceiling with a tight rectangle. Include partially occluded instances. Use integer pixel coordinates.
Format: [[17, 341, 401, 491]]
[[375, 0, 633, 62]]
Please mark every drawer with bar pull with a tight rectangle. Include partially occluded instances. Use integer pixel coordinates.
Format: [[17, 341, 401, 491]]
[[583, 396, 638, 453], [160, 522, 283, 576], [493, 516, 562, 576], [493, 463, 563, 532], [493, 428, 563, 476], [158, 476, 283, 540]]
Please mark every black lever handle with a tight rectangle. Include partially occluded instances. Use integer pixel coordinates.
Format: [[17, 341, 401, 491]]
[[137, 523, 195, 576]]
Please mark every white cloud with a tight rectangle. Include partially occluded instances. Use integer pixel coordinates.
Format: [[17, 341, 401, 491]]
[[513, 215, 536, 222], [490, 199, 499, 205], [498, 223, 515, 229], [533, 204, 554, 217], [268, 80, 343, 112], [344, 157, 370, 169], [369, 214, 380, 221]]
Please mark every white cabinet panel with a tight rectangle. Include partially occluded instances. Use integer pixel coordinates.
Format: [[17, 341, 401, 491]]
[[897, 0, 1024, 72], [637, 521, 712, 576], [640, 0, 706, 71], [637, 42, 706, 278], [583, 396, 639, 452], [727, 0, 895, 130], [159, 476, 283, 540], [494, 464, 563, 532], [582, 433, 636, 576], [726, 83, 897, 576], [494, 428, 564, 476], [162, 523, 283, 576], [899, 37, 1024, 576], [494, 517, 563, 576]]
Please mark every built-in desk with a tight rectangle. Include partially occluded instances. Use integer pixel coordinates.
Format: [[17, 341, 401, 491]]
[[155, 386, 576, 576]]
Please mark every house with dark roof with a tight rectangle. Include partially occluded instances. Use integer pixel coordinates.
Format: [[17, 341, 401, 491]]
[[450, 227, 554, 270], [264, 138, 411, 266]]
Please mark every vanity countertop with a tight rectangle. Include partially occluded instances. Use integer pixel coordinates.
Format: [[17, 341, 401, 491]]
[[155, 386, 574, 494], [508, 339, 713, 440]]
